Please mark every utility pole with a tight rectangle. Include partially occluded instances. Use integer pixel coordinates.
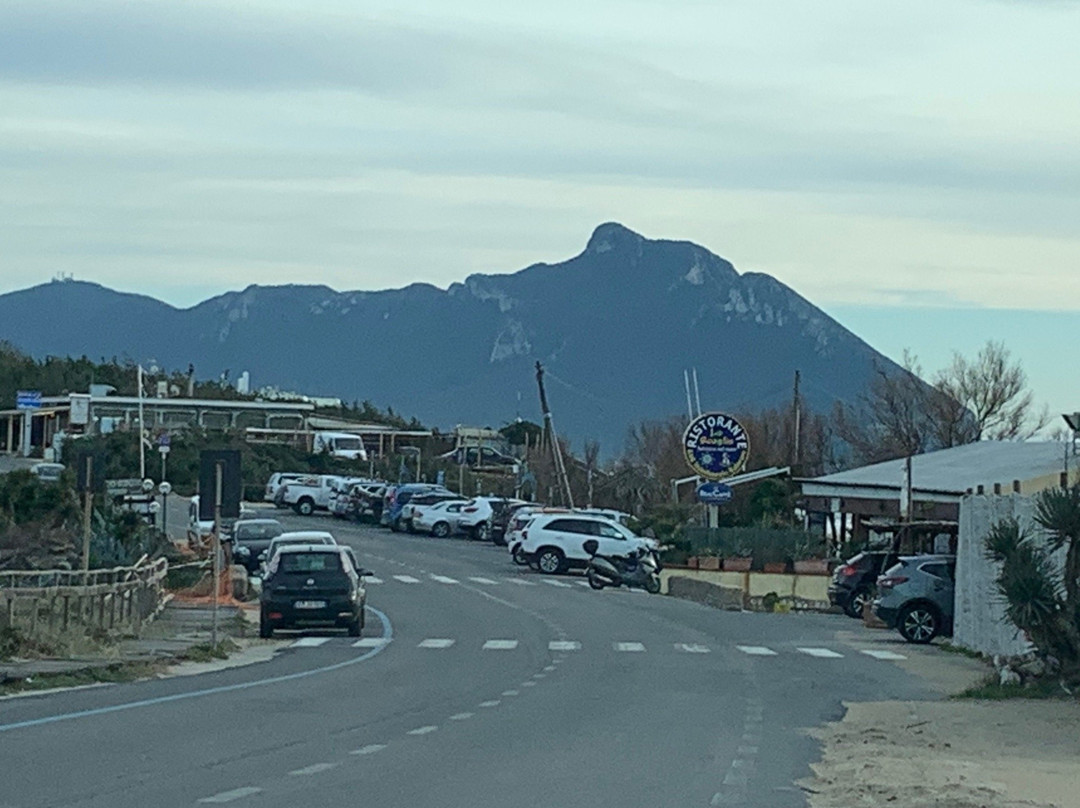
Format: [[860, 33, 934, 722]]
[[137, 364, 146, 480], [535, 362, 574, 508], [791, 370, 802, 469], [81, 455, 93, 571], [211, 461, 223, 647]]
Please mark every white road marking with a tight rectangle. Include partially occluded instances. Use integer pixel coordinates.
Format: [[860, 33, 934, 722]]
[[350, 744, 387, 756], [860, 649, 907, 660], [797, 647, 845, 658], [392, 575, 421, 584], [352, 638, 389, 648], [418, 638, 455, 649], [614, 642, 646, 652], [548, 640, 581, 651], [521, 681, 537, 687], [291, 637, 331, 648], [676, 644, 711, 654], [479, 700, 501, 707], [365, 576, 384, 584], [407, 725, 438, 736], [504, 577, 537, 586], [468, 577, 498, 585], [533, 673, 546, 679], [541, 579, 572, 588], [430, 574, 459, 584], [449, 712, 474, 720], [501, 689, 519, 696], [736, 645, 778, 656], [198, 787, 262, 803], [483, 640, 518, 650], [289, 762, 339, 776], [738, 746, 759, 756], [543, 665, 556, 672], [575, 580, 592, 588]]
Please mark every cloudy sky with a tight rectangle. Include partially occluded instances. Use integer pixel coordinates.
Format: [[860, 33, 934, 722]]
[[1, 0, 1077, 417]]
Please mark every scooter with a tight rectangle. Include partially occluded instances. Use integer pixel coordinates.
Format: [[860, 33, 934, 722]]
[[582, 539, 662, 594]]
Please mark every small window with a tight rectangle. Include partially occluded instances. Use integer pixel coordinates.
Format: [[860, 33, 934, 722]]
[[596, 523, 625, 540], [920, 562, 949, 580]]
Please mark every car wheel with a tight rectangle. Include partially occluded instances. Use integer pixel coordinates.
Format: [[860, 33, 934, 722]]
[[390, 517, 402, 533], [512, 547, 529, 566], [359, 605, 366, 630], [587, 569, 605, 590], [898, 603, 940, 644], [259, 612, 273, 639], [536, 547, 565, 575], [347, 614, 362, 637], [843, 587, 872, 619], [405, 519, 416, 534], [432, 521, 451, 538], [296, 498, 314, 517], [474, 521, 491, 542]]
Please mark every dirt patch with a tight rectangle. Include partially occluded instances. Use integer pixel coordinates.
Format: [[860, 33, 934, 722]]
[[805, 699, 1080, 808]]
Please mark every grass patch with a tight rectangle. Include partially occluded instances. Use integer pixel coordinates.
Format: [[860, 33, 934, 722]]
[[937, 641, 986, 661], [0, 660, 165, 695], [954, 674, 1073, 701], [175, 639, 238, 663]]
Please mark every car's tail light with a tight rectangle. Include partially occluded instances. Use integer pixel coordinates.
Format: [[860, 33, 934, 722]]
[[878, 575, 908, 589], [839, 565, 858, 577]]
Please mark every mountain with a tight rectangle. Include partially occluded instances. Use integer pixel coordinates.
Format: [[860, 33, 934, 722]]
[[0, 223, 900, 451]]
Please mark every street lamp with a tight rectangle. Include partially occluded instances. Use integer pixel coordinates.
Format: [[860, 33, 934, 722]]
[[158, 481, 172, 540]]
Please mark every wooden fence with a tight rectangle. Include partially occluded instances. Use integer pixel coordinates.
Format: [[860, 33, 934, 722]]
[[0, 557, 169, 637]]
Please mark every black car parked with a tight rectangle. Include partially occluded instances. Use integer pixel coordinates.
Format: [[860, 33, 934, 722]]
[[828, 550, 899, 618], [231, 518, 285, 575], [259, 545, 367, 638]]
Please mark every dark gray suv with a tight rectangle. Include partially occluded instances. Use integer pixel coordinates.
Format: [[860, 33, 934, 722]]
[[873, 554, 955, 644]]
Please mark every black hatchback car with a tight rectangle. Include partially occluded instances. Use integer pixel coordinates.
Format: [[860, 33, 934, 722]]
[[828, 550, 899, 618], [230, 518, 285, 574], [259, 545, 367, 638]]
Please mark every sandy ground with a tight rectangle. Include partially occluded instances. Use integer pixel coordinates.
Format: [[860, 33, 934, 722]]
[[806, 695, 1080, 808]]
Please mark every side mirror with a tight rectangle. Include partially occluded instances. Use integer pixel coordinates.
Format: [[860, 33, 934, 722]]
[[582, 539, 599, 557], [358, 568, 373, 577], [236, 546, 250, 558]]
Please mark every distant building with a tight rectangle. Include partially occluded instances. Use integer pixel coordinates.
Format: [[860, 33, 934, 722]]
[[236, 371, 250, 395]]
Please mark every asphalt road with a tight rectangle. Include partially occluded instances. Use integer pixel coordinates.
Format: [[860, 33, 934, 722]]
[[0, 509, 942, 808]]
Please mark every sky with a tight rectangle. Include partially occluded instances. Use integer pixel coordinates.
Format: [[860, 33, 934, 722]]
[[0, 0, 1077, 421]]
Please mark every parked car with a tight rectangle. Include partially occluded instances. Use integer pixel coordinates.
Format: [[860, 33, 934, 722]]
[[439, 446, 518, 467], [874, 554, 956, 643], [259, 530, 338, 571], [517, 513, 657, 574], [412, 499, 470, 537], [230, 518, 285, 574], [490, 500, 533, 546], [328, 477, 368, 518], [399, 492, 468, 533], [312, 431, 369, 461], [280, 475, 344, 516], [347, 482, 386, 523], [259, 544, 368, 638], [828, 550, 900, 618], [264, 472, 305, 505], [505, 506, 571, 563], [458, 497, 526, 541], [382, 484, 453, 532]]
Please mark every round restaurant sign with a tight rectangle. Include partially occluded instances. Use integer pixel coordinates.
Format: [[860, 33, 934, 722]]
[[682, 412, 750, 481]]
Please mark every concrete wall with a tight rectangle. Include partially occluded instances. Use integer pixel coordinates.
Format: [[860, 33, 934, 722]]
[[954, 494, 1035, 657], [660, 568, 830, 604]]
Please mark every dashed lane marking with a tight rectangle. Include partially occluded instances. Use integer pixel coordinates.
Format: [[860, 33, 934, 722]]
[[676, 644, 711, 654], [482, 639, 519, 650], [291, 637, 331, 648], [614, 642, 646, 652], [479, 700, 501, 708], [548, 640, 581, 651], [288, 762, 339, 776], [418, 638, 455, 649], [736, 645, 778, 656], [430, 574, 459, 584], [860, 649, 907, 660], [392, 575, 421, 584], [350, 744, 387, 756], [365, 577, 384, 584], [797, 647, 845, 658], [198, 787, 262, 803], [407, 725, 438, 736], [449, 712, 474, 720], [468, 577, 498, 585], [503, 578, 537, 586], [521, 681, 537, 687], [352, 638, 389, 648], [501, 690, 519, 697], [575, 580, 592, 588], [541, 579, 572, 588]]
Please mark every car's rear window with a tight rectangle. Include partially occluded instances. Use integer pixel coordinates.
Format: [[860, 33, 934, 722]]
[[237, 524, 283, 540], [281, 553, 341, 573]]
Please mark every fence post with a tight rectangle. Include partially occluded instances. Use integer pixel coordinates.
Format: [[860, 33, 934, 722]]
[[4, 596, 12, 629], [63, 595, 70, 631]]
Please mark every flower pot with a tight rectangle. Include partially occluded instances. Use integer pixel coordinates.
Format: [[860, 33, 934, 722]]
[[699, 556, 722, 571], [794, 558, 829, 575], [722, 557, 752, 572], [763, 562, 788, 574], [685, 557, 700, 570]]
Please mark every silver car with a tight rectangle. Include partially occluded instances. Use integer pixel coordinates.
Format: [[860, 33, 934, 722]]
[[873, 554, 955, 643]]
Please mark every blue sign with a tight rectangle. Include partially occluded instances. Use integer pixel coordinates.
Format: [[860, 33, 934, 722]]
[[682, 412, 750, 481], [696, 481, 733, 504], [16, 390, 41, 410], [157, 433, 171, 447]]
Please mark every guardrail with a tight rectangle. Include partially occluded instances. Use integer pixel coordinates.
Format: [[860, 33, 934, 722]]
[[0, 557, 169, 636]]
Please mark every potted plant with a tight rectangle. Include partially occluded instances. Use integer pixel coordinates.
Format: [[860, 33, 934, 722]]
[[699, 550, 722, 571], [792, 537, 829, 574], [723, 546, 753, 572], [763, 561, 789, 574]]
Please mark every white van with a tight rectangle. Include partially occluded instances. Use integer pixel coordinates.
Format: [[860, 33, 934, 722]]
[[312, 432, 368, 461]]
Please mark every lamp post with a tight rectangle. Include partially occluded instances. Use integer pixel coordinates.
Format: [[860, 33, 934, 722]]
[[158, 481, 172, 540]]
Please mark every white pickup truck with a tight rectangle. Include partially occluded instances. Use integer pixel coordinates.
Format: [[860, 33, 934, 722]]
[[280, 475, 344, 516]]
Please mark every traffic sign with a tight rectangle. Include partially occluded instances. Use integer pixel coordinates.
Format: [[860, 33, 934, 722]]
[[16, 390, 41, 410], [696, 481, 733, 504]]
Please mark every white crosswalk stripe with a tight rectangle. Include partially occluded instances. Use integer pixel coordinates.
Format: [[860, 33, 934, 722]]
[[614, 642, 646, 652], [352, 637, 389, 648], [542, 579, 572, 588], [430, 574, 459, 584], [736, 645, 778, 656], [797, 647, 844, 658], [418, 638, 455, 649], [291, 637, 331, 648], [676, 644, 711, 654], [504, 577, 537, 586], [392, 575, 421, 584], [860, 649, 907, 660], [575, 580, 592, 588], [483, 640, 519, 650], [468, 577, 498, 585], [364, 576, 384, 584], [548, 640, 581, 651]]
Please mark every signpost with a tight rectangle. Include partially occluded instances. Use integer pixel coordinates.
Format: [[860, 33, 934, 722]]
[[16, 391, 40, 457], [696, 481, 734, 504], [158, 433, 171, 480], [682, 412, 750, 529]]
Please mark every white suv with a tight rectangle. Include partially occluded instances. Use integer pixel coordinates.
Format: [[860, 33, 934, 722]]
[[518, 513, 655, 575]]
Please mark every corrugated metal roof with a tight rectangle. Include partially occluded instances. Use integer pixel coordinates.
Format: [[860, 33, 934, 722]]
[[806, 441, 1068, 495]]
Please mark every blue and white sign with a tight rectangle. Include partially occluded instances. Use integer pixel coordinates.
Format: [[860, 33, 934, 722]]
[[682, 412, 750, 481], [696, 481, 733, 504], [16, 390, 41, 410]]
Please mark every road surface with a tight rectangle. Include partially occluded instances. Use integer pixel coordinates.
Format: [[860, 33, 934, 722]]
[[0, 512, 941, 807]]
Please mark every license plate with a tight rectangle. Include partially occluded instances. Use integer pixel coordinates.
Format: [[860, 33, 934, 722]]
[[294, 600, 326, 609]]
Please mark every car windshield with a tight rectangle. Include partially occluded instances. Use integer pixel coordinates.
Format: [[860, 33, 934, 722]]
[[334, 437, 362, 450], [280, 552, 341, 573], [236, 523, 282, 541]]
